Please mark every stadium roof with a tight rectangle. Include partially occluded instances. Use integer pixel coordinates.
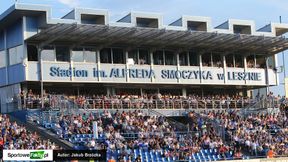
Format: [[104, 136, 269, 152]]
[[1, 3, 288, 55], [27, 23, 288, 55]]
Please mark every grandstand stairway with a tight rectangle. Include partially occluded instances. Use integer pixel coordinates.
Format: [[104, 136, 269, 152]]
[[9, 112, 73, 150], [239, 97, 278, 116], [148, 109, 189, 131]]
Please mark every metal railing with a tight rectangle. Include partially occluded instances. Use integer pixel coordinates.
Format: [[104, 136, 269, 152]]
[[148, 109, 188, 131], [239, 97, 280, 116], [20, 96, 281, 110], [73, 98, 266, 109]]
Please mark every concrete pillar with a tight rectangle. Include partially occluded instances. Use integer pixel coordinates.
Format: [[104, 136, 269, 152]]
[[106, 87, 111, 96], [199, 54, 203, 83], [96, 49, 101, 81], [244, 56, 247, 85], [176, 52, 180, 83], [150, 50, 154, 83], [223, 55, 227, 84], [182, 88, 187, 97], [125, 50, 129, 82]]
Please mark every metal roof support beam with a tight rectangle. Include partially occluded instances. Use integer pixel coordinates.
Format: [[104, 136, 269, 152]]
[[257, 39, 287, 52], [67, 25, 104, 40], [95, 28, 139, 49], [176, 32, 208, 44], [155, 31, 191, 48], [207, 35, 238, 50], [135, 29, 169, 44], [39, 23, 78, 48], [218, 36, 260, 51], [33, 24, 64, 40], [71, 26, 110, 48], [130, 29, 166, 46]]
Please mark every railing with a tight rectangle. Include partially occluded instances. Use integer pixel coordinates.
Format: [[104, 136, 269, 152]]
[[148, 109, 188, 131], [239, 97, 280, 116], [194, 112, 226, 141], [20, 96, 281, 110], [73, 98, 263, 109]]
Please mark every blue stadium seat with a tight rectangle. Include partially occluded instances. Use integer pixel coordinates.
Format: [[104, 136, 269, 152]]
[[217, 154, 221, 160], [212, 155, 217, 161]]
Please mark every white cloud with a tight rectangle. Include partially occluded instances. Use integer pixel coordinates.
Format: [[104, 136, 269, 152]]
[[58, 0, 79, 8]]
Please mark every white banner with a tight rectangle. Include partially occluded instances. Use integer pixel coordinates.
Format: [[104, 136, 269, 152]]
[[93, 121, 98, 139], [3, 150, 53, 161]]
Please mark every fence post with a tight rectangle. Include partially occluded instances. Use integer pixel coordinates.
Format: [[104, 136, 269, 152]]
[[220, 100, 222, 109], [155, 100, 158, 109]]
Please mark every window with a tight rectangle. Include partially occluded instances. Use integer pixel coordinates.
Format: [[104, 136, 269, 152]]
[[136, 18, 158, 28], [9, 45, 23, 65], [9, 47, 17, 65], [27, 45, 38, 61], [139, 49, 150, 65], [189, 51, 199, 66], [246, 55, 255, 68], [56, 46, 70, 62], [234, 55, 243, 68], [41, 46, 55, 61], [71, 48, 84, 62], [128, 50, 138, 64], [84, 48, 96, 63], [179, 52, 188, 66], [0, 50, 6, 68], [100, 48, 112, 63], [225, 54, 234, 67], [255, 55, 266, 68], [267, 56, 275, 69], [153, 50, 164, 65], [201, 53, 211, 67], [112, 48, 125, 64], [212, 54, 222, 67], [165, 51, 176, 65]]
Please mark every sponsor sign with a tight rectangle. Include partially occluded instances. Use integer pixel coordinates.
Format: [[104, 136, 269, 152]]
[[3, 150, 53, 161]]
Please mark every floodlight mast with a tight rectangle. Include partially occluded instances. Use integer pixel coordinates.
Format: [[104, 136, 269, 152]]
[[280, 16, 287, 96]]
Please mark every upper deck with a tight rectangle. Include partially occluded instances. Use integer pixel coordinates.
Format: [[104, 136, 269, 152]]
[[0, 3, 287, 87]]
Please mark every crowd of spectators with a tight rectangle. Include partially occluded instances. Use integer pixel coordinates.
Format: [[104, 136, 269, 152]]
[[22, 97, 287, 160], [19, 89, 283, 110], [16, 89, 287, 160], [200, 110, 288, 158], [45, 110, 233, 160], [0, 114, 60, 150]]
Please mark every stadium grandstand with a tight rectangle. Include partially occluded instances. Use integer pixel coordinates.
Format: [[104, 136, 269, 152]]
[[0, 2, 287, 162]]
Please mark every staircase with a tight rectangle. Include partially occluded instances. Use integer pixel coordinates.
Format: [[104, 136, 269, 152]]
[[148, 109, 188, 132], [239, 97, 279, 116]]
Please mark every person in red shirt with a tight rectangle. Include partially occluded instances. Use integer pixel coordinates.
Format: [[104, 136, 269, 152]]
[[267, 149, 274, 158], [0, 137, 4, 149]]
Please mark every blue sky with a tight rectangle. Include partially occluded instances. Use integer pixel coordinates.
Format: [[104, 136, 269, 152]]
[[0, 0, 288, 96]]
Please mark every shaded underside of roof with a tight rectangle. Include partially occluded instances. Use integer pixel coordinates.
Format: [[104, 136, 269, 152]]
[[27, 23, 288, 55]]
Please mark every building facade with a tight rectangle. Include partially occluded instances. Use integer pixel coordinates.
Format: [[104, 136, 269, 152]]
[[1, 3, 288, 112]]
